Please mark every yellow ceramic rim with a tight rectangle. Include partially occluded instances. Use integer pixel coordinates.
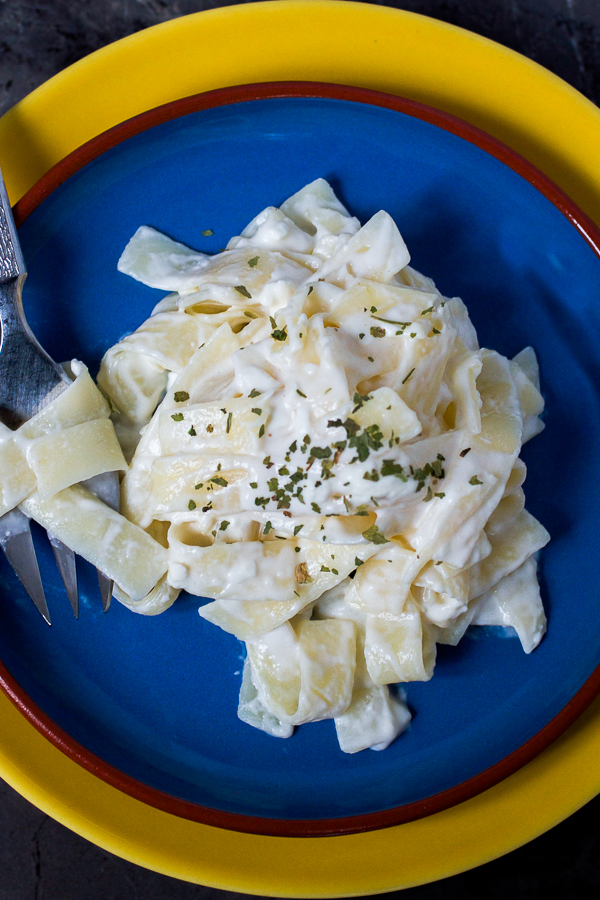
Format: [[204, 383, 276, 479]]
[[1, 2, 600, 893]]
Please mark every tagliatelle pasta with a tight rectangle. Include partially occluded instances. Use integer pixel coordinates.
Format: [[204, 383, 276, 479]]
[[12, 179, 549, 754], [93, 179, 551, 752]]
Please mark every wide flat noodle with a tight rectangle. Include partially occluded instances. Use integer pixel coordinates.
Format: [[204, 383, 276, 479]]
[[468, 509, 550, 599], [471, 556, 546, 652], [0, 432, 36, 516], [335, 684, 411, 754], [364, 593, 437, 684], [19, 361, 109, 438], [0, 362, 126, 515], [27, 419, 126, 495], [246, 618, 357, 725], [237, 657, 294, 739], [112, 575, 180, 617], [192, 539, 379, 639], [22, 485, 168, 601]]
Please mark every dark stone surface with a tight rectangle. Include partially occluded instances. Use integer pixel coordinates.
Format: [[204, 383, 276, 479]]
[[1, 1, 600, 897]]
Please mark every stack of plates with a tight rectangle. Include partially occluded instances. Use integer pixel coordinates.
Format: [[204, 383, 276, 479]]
[[1, 2, 600, 893]]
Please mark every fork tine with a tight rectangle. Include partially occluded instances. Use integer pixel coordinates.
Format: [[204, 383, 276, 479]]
[[97, 571, 112, 613], [48, 535, 78, 618], [0, 509, 51, 624]]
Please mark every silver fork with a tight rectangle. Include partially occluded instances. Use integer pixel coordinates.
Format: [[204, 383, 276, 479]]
[[0, 166, 118, 624]]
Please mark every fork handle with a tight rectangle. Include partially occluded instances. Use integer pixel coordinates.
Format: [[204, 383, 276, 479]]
[[0, 273, 24, 333], [0, 277, 68, 428]]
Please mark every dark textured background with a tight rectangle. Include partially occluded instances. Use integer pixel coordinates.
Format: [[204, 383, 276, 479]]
[[1, 1, 600, 897]]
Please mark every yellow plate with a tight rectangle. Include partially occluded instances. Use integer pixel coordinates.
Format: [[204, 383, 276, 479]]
[[2, 1, 600, 893]]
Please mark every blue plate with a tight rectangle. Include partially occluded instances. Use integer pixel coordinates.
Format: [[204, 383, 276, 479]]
[[3, 87, 600, 834]]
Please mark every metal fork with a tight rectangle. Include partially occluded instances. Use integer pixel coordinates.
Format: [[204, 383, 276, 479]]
[[0, 166, 118, 624]]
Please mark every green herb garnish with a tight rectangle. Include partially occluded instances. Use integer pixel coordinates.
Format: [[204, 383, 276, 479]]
[[363, 469, 380, 482], [362, 524, 390, 544], [310, 446, 332, 460], [372, 315, 411, 332], [381, 460, 407, 481], [271, 326, 288, 342]]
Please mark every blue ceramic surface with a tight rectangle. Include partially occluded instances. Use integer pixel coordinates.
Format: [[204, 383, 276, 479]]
[[2, 96, 599, 821]]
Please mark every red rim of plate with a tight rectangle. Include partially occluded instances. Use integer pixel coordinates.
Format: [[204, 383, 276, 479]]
[[4, 81, 600, 838]]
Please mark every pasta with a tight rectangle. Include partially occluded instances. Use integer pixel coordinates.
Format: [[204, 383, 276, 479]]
[[0, 361, 170, 602], [6, 179, 550, 754]]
